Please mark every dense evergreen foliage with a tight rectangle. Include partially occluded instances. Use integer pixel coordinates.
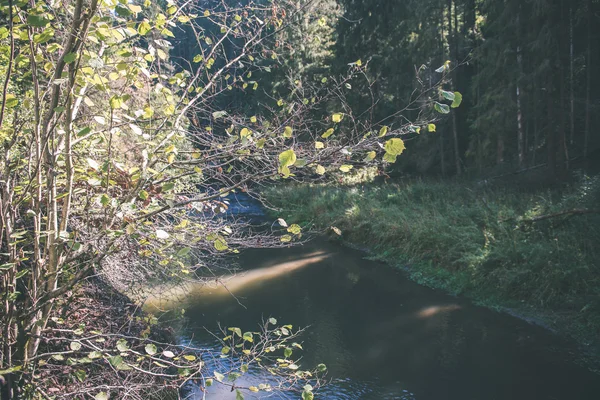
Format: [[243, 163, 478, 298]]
[[245, 0, 600, 178]]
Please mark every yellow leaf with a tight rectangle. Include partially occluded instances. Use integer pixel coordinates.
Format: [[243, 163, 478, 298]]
[[322, 128, 334, 139]]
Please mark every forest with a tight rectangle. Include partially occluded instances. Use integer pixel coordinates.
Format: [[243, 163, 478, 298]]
[[0, 0, 599, 399]]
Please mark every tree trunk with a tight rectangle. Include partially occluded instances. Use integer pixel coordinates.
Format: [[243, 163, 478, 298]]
[[547, 75, 556, 178], [447, 0, 461, 175], [584, 0, 592, 169], [516, 10, 525, 168]]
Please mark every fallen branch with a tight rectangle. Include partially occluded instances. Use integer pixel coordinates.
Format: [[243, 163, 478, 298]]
[[522, 208, 600, 223]]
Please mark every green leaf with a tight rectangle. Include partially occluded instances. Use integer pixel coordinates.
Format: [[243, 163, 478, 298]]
[[239, 128, 251, 139], [77, 127, 92, 137], [236, 389, 244, 400], [283, 126, 293, 138], [268, 318, 277, 325], [434, 102, 450, 114], [302, 391, 315, 400], [332, 113, 343, 123], [317, 363, 327, 372], [177, 247, 191, 257], [284, 348, 292, 358], [64, 53, 77, 64], [242, 332, 254, 342], [315, 165, 325, 175], [161, 182, 175, 192], [115, 4, 132, 17], [95, 392, 109, 400], [383, 153, 397, 163], [428, 123, 436, 132], [214, 371, 225, 382], [441, 90, 455, 101], [70, 341, 82, 351], [145, 344, 157, 355], [229, 327, 242, 338], [315, 141, 324, 149], [110, 96, 123, 110], [451, 91, 463, 108], [321, 128, 335, 139], [116, 339, 129, 352], [378, 126, 389, 137], [384, 138, 406, 156], [138, 190, 149, 200], [339, 165, 353, 173], [280, 234, 292, 243], [138, 21, 151, 35], [73, 369, 86, 382], [109, 355, 128, 370], [213, 111, 227, 119], [287, 224, 301, 235], [205, 378, 213, 387], [214, 238, 228, 251], [364, 151, 376, 162], [100, 194, 111, 207], [4, 94, 18, 108], [278, 149, 297, 168], [33, 28, 54, 44], [27, 15, 50, 27]]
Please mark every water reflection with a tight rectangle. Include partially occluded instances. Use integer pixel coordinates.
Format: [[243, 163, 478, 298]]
[[167, 241, 600, 400], [143, 251, 331, 311]]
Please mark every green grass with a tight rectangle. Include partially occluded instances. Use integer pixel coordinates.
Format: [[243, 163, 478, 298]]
[[263, 175, 600, 354]]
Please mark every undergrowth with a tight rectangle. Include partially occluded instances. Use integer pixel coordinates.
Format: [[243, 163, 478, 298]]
[[263, 175, 600, 351]]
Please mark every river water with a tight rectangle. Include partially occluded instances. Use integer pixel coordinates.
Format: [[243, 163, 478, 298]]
[[161, 240, 600, 400]]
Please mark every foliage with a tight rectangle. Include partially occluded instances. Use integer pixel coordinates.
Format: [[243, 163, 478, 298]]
[[0, 0, 454, 398]]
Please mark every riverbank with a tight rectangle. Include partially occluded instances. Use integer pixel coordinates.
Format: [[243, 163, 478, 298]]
[[28, 279, 181, 399], [263, 176, 600, 366]]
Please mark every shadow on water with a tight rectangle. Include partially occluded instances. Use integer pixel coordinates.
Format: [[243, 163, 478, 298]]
[[151, 240, 600, 400]]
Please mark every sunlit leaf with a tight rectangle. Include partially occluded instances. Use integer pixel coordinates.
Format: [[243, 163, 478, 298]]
[[322, 128, 334, 139], [451, 92, 463, 108], [384, 138, 405, 156]]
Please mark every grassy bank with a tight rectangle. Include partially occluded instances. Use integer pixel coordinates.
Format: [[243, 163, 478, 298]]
[[263, 176, 600, 356]]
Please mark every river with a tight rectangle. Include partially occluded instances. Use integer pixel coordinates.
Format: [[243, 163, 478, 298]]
[[151, 239, 600, 399]]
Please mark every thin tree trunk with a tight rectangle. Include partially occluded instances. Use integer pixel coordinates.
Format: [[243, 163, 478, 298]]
[[584, 0, 592, 169], [569, 4, 575, 146], [439, 3, 446, 177], [447, 0, 461, 175], [516, 6, 525, 168], [547, 75, 556, 178]]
